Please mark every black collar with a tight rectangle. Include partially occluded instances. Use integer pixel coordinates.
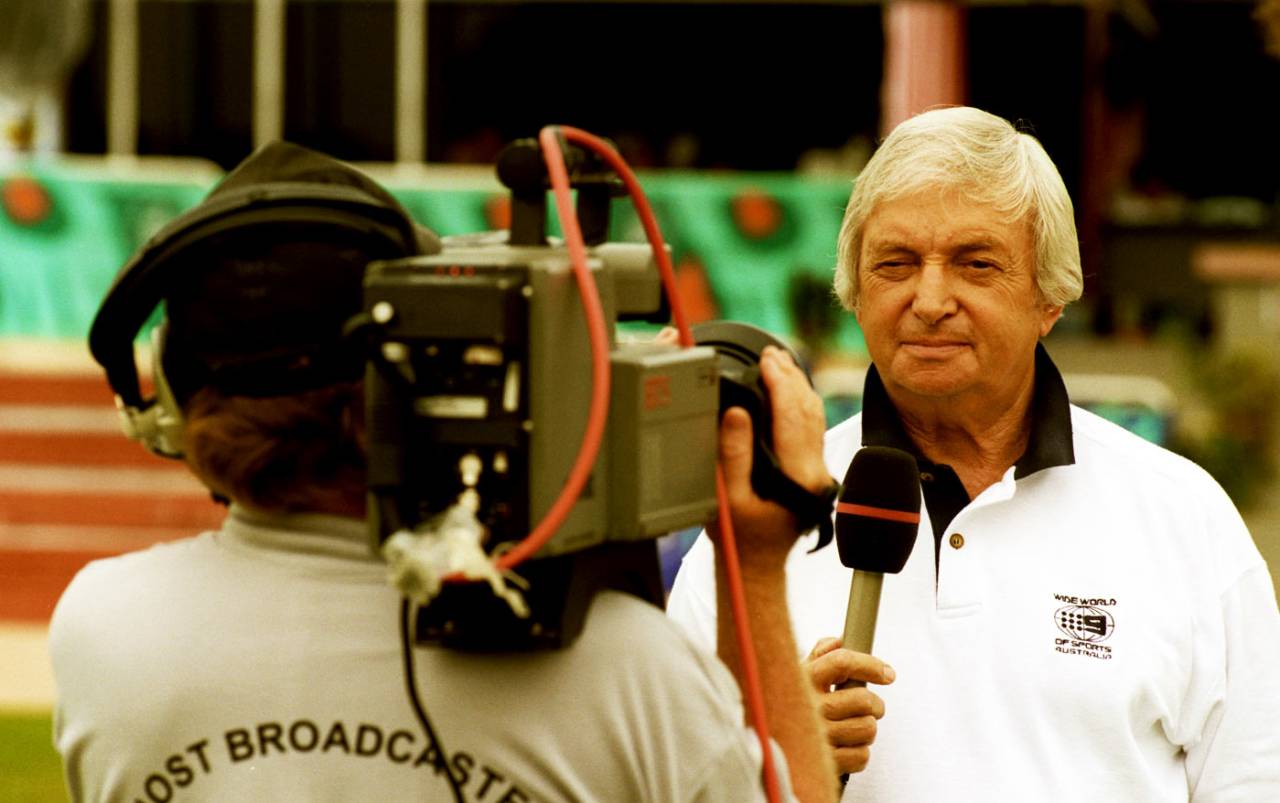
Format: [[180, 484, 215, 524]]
[[860, 343, 1075, 479]]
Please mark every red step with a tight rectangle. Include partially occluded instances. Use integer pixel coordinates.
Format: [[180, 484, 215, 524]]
[[0, 431, 169, 467], [0, 373, 118, 406], [0, 367, 221, 624], [0, 491, 224, 529], [0, 548, 126, 622]]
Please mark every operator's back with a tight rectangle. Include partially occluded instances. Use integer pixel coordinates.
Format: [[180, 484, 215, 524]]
[[50, 504, 762, 802]]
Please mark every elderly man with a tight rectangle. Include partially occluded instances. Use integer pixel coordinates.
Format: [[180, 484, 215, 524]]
[[668, 106, 1280, 801]]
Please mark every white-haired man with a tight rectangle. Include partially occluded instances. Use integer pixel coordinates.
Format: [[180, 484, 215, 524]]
[[669, 106, 1280, 802]]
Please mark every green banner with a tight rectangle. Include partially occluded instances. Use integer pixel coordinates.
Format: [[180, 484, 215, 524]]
[[1, 159, 864, 355]]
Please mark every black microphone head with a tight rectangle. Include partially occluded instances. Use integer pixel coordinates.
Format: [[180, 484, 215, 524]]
[[835, 446, 921, 573]]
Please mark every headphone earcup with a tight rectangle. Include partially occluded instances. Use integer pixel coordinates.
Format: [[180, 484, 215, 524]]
[[115, 326, 186, 459]]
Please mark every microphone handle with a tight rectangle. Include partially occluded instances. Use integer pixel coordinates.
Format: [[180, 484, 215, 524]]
[[837, 570, 883, 690]]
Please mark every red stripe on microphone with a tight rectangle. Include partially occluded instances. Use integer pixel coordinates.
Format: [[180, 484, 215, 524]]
[[836, 502, 921, 525]]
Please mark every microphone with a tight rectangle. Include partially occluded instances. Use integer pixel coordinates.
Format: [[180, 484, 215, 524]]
[[836, 446, 920, 686]]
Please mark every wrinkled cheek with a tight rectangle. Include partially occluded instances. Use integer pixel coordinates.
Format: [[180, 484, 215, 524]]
[[860, 326, 897, 366]]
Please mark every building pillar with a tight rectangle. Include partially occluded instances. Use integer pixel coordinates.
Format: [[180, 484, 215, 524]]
[[880, 0, 967, 137]]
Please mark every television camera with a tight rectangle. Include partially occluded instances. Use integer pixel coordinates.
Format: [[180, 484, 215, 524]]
[[356, 137, 829, 651]]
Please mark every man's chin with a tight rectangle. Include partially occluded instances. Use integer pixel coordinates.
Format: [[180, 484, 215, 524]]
[[886, 361, 976, 399]]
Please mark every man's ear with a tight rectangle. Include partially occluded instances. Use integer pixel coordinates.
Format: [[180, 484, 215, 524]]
[[1039, 304, 1064, 338]]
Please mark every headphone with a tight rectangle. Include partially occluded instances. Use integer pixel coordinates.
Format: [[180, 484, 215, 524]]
[[88, 144, 435, 459]]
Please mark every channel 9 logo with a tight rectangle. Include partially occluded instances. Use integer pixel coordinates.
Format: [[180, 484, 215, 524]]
[[1055, 605, 1115, 643]]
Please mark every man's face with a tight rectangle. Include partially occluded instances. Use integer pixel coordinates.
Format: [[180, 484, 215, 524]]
[[854, 190, 1063, 408]]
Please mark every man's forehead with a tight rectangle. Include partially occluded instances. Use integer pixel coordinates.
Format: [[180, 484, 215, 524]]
[[861, 193, 1032, 251], [862, 220, 1028, 251]]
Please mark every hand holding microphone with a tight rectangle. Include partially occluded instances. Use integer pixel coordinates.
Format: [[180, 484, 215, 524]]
[[804, 446, 919, 778]]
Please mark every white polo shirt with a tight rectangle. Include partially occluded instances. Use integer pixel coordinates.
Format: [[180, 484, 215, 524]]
[[668, 351, 1280, 803]]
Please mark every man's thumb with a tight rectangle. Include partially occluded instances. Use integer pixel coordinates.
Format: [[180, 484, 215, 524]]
[[718, 406, 754, 487]]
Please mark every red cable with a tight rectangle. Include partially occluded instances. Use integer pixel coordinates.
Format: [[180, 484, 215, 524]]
[[713, 467, 782, 803], [551, 125, 781, 803], [554, 126, 695, 348], [491, 128, 613, 571]]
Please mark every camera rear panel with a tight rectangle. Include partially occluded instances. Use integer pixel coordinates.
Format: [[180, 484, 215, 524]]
[[363, 258, 534, 548]]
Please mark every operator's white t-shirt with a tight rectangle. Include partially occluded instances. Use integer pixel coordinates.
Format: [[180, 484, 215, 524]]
[[51, 506, 786, 803]]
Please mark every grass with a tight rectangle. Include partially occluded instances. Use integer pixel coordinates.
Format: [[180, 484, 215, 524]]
[[0, 712, 68, 803]]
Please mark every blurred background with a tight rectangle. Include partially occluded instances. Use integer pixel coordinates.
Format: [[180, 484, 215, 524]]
[[2, 1, 1279, 798]]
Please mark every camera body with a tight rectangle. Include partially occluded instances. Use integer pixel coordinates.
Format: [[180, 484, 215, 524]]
[[362, 233, 721, 564], [354, 139, 816, 650]]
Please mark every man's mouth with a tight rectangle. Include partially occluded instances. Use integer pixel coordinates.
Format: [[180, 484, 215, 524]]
[[900, 340, 968, 356]]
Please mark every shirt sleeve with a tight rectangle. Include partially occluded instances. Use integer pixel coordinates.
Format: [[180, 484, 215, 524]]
[[665, 530, 719, 653], [47, 563, 107, 803], [1185, 563, 1280, 802], [688, 730, 795, 803]]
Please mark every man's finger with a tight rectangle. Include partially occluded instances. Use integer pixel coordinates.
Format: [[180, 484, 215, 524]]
[[758, 347, 806, 408], [826, 714, 879, 748], [717, 406, 755, 490], [834, 746, 871, 775], [757, 347, 830, 492], [806, 636, 843, 662], [809, 647, 896, 689], [820, 687, 886, 721]]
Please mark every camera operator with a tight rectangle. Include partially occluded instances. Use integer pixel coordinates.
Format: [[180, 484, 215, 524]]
[[48, 141, 835, 802]]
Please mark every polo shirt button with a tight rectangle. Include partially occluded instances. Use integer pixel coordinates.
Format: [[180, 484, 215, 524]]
[[949, 533, 965, 549], [920, 471, 934, 482]]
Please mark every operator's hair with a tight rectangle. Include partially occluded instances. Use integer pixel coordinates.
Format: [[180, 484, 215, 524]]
[[181, 382, 366, 515], [159, 217, 377, 514], [833, 106, 1083, 311]]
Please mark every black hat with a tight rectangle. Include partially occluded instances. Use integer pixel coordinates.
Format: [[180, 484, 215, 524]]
[[89, 140, 441, 405]]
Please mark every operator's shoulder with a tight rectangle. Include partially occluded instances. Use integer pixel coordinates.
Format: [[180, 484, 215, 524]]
[[52, 534, 216, 624], [586, 591, 700, 648], [587, 593, 746, 724], [585, 592, 729, 674]]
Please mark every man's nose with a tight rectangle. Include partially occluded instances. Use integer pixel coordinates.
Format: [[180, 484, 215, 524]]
[[910, 262, 957, 325]]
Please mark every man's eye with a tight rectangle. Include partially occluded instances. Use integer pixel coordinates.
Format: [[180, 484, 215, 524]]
[[966, 260, 994, 269]]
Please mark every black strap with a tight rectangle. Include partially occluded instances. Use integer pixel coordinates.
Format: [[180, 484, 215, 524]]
[[765, 469, 839, 552]]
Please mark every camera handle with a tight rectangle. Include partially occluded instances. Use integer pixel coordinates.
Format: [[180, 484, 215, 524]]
[[692, 321, 839, 550], [496, 137, 626, 247]]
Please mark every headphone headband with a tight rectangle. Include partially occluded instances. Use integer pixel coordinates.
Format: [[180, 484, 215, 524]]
[[90, 178, 427, 409]]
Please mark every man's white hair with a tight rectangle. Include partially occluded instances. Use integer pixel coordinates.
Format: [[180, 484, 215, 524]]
[[833, 106, 1083, 311]]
